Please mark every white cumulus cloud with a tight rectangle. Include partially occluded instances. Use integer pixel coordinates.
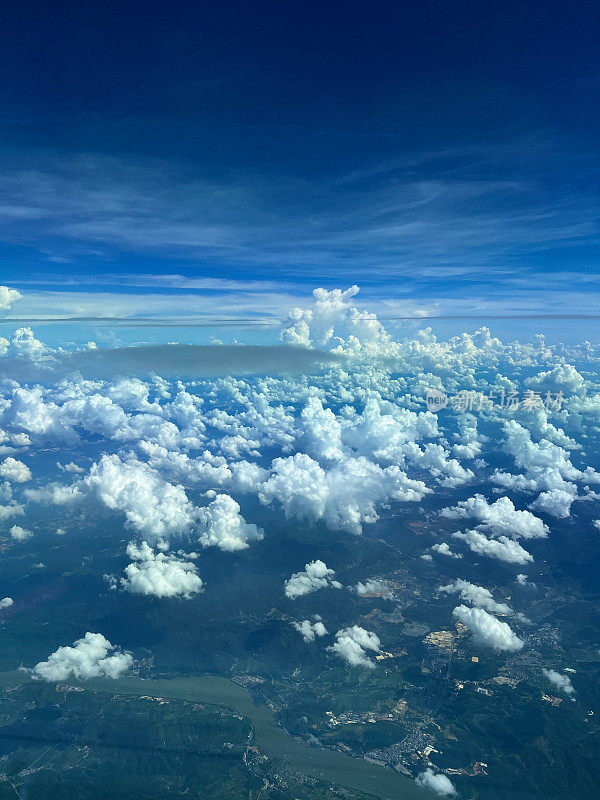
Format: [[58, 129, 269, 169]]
[[10, 525, 33, 541], [292, 619, 328, 642], [440, 579, 513, 615], [197, 493, 263, 552], [29, 632, 132, 682], [452, 605, 523, 651], [431, 542, 462, 559], [452, 529, 533, 565], [328, 625, 381, 668], [284, 559, 342, 599], [120, 541, 203, 598], [543, 668, 574, 694], [354, 579, 394, 600], [0, 286, 21, 313], [441, 494, 548, 539], [0, 457, 31, 483], [260, 452, 428, 535], [415, 768, 457, 796]]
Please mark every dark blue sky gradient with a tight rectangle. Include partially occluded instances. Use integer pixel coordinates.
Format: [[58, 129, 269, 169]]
[[0, 0, 598, 315]]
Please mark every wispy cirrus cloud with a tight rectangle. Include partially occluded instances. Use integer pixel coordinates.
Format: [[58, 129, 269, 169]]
[[0, 139, 597, 279]]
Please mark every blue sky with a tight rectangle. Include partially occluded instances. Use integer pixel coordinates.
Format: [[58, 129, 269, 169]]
[[0, 0, 598, 331]]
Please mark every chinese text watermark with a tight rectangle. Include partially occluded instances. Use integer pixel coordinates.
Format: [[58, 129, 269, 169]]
[[425, 388, 563, 413]]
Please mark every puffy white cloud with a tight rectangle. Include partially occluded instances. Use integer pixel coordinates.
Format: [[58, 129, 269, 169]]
[[260, 452, 429, 535], [1, 386, 75, 443], [197, 494, 263, 552], [354, 579, 394, 600], [439, 579, 513, 615], [75, 454, 198, 541], [515, 573, 534, 587], [29, 632, 132, 681], [415, 769, 457, 796], [327, 625, 381, 668], [281, 286, 391, 354], [0, 375, 197, 452], [404, 442, 474, 488], [138, 442, 232, 488], [543, 668, 574, 694], [492, 421, 585, 506], [452, 605, 523, 651], [205, 384, 295, 456], [120, 541, 203, 598], [0, 327, 53, 363], [431, 542, 462, 559], [341, 397, 439, 467], [29, 452, 265, 554], [292, 619, 328, 642], [441, 494, 548, 540], [57, 461, 84, 474], [0, 500, 24, 522], [0, 457, 31, 483], [530, 487, 577, 519], [60, 393, 129, 439], [284, 560, 342, 599], [298, 396, 344, 462], [452, 530, 533, 565], [107, 378, 164, 413], [452, 413, 483, 459], [24, 481, 83, 506], [0, 597, 13, 609], [260, 453, 329, 522], [525, 363, 585, 396], [228, 459, 270, 494], [10, 525, 32, 541], [0, 286, 21, 313]]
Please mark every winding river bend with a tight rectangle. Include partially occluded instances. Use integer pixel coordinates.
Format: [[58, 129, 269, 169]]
[[1, 671, 427, 799]]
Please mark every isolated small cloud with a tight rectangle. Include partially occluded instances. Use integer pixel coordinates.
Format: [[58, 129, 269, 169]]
[[453, 529, 533, 565], [0, 597, 13, 609], [57, 461, 84, 474], [441, 494, 548, 539], [120, 541, 203, 598], [354, 579, 394, 600], [440, 579, 512, 615], [452, 604, 523, 651], [415, 768, 457, 796], [515, 573, 535, 587], [284, 559, 342, 599], [10, 525, 33, 541], [543, 668, 574, 694], [292, 619, 328, 642], [431, 542, 462, 559], [327, 625, 381, 668], [29, 632, 132, 682]]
